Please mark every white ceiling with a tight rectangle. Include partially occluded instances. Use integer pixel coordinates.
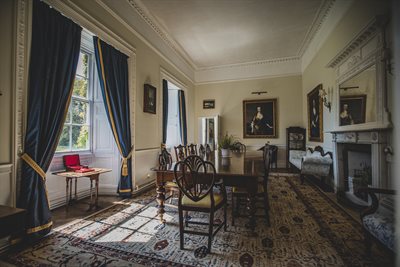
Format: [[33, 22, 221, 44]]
[[135, 0, 327, 69]]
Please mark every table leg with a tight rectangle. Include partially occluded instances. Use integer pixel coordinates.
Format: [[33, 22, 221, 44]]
[[89, 179, 93, 211], [94, 174, 99, 209], [246, 180, 257, 235], [156, 182, 166, 223], [74, 177, 78, 201], [69, 179, 73, 203], [65, 177, 69, 212]]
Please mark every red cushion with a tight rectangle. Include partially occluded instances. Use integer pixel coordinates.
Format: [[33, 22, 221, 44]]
[[63, 154, 81, 168]]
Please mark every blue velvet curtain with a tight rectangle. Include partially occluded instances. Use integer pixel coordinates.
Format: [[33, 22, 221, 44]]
[[19, 0, 82, 237], [93, 37, 133, 197], [178, 90, 188, 145], [162, 79, 169, 145]]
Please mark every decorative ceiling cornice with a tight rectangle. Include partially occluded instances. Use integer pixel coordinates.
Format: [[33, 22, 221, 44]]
[[196, 56, 300, 71], [127, 0, 196, 69], [326, 16, 387, 68], [297, 0, 336, 57]]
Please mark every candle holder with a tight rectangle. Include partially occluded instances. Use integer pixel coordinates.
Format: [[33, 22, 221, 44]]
[[319, 87, 331, 112]]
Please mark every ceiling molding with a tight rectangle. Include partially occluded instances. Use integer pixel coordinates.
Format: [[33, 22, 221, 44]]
[[301, 0, 354, 72], [297, 0, 335, 57], [127, 0, 196, 69], [195, 57, 302, 85], [197, 56, 300, 71], [97, 0, 195, 84]]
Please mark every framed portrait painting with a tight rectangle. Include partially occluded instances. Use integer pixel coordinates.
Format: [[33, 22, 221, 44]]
[[243, 98, 277, 138], [307, 84, 323, 142], [143, 84, 156, 114], [339, 95, 366, 126]]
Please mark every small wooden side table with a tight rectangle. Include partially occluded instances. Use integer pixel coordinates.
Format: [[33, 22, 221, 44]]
[[54, 168, 111, 211]]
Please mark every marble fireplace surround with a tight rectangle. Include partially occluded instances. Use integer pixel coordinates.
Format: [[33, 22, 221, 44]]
[[331, 130, 390, 195]]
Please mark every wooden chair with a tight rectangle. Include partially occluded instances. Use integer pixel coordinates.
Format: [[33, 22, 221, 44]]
[[232, 141, 246, 153], [205, 144, 212, 155], [269, 145, 278, 169], [174, 155, 227, 253], [199, 144, 206, 157], [187, 143, 198, 155], [174, 144, 187, 161], [159, 148, 179, 204], [231, 144, 271, 226], [358, 187, 396, 255]]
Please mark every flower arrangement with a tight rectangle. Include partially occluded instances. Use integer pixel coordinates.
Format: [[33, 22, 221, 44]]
[[218, 133, 236, 150]]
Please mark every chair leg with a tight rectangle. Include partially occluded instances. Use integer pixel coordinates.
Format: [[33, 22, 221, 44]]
[[168, 191, 173, 204], [224, 202, 227, 231], [264, 193, 270, 226], [178, 207, 184, 250], [208, 211, 214, 253], [184, 211, 189, 227], [364, 229, 372, 255], [231, 193, 235, 226]]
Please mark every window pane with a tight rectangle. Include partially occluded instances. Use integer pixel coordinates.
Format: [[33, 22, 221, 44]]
[[65, 108, 71, 123], [166, 89, 181, 147], [56, 126, 70, 152], [76, 52, 88, 78], [72, 100, 88, 124], [72, 125, 89, 150], [73, 76, 88, 98]]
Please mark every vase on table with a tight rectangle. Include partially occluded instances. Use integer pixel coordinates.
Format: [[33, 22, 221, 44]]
[[221, 148, 230, 157]]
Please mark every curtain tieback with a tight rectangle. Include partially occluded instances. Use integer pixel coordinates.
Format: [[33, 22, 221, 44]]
[[20, 153, 46, 180], [121, 146, 134, 177]]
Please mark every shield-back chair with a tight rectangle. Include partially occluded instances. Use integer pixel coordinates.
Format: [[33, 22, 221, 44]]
[[174, 155, 227, 252]]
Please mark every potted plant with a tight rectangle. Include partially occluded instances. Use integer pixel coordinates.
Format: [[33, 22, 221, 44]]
[[218, 133, 236, 157]]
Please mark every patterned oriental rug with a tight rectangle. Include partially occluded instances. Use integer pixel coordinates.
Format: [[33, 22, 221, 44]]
[[5, 174, 393, 267]]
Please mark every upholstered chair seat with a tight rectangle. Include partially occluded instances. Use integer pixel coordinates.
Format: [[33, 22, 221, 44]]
[[182, 193, 224, 208], [361, 195, 395, 252]]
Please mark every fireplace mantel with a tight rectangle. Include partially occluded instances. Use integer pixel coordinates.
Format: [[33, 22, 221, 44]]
[[330, 128, 390, 144], [331, 129, 390, 194]]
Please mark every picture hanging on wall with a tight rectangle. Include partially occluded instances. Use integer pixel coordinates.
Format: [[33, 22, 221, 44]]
[[243, 98, 277, 138], [307, 84, 323, 142], [143, 84, 156, 114], [339, 95, 366, 126], [203, 99, 215, 109]]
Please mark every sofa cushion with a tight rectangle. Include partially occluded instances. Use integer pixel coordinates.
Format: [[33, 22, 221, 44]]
[[302, 154, 332, 165], [289, 150, 306, 170], [362, 206, 395, 252]]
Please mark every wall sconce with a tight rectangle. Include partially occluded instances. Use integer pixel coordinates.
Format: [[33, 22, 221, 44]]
[[319, 87, 331, 112]]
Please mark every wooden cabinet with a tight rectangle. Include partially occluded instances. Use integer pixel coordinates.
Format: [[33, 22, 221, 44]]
[[286, 127, 306, 168]]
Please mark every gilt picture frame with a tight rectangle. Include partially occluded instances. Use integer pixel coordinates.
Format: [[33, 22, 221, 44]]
[[307, 84, 323, 142], [339, 95, 366, 126], [243, 98, 277, 138], [143, 84, 156, 114]]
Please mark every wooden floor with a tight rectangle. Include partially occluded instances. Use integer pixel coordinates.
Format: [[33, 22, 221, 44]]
[[51, 195, 121, 228]]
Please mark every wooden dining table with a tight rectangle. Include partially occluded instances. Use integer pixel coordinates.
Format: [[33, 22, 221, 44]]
[[152, 150, 265, 232]]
